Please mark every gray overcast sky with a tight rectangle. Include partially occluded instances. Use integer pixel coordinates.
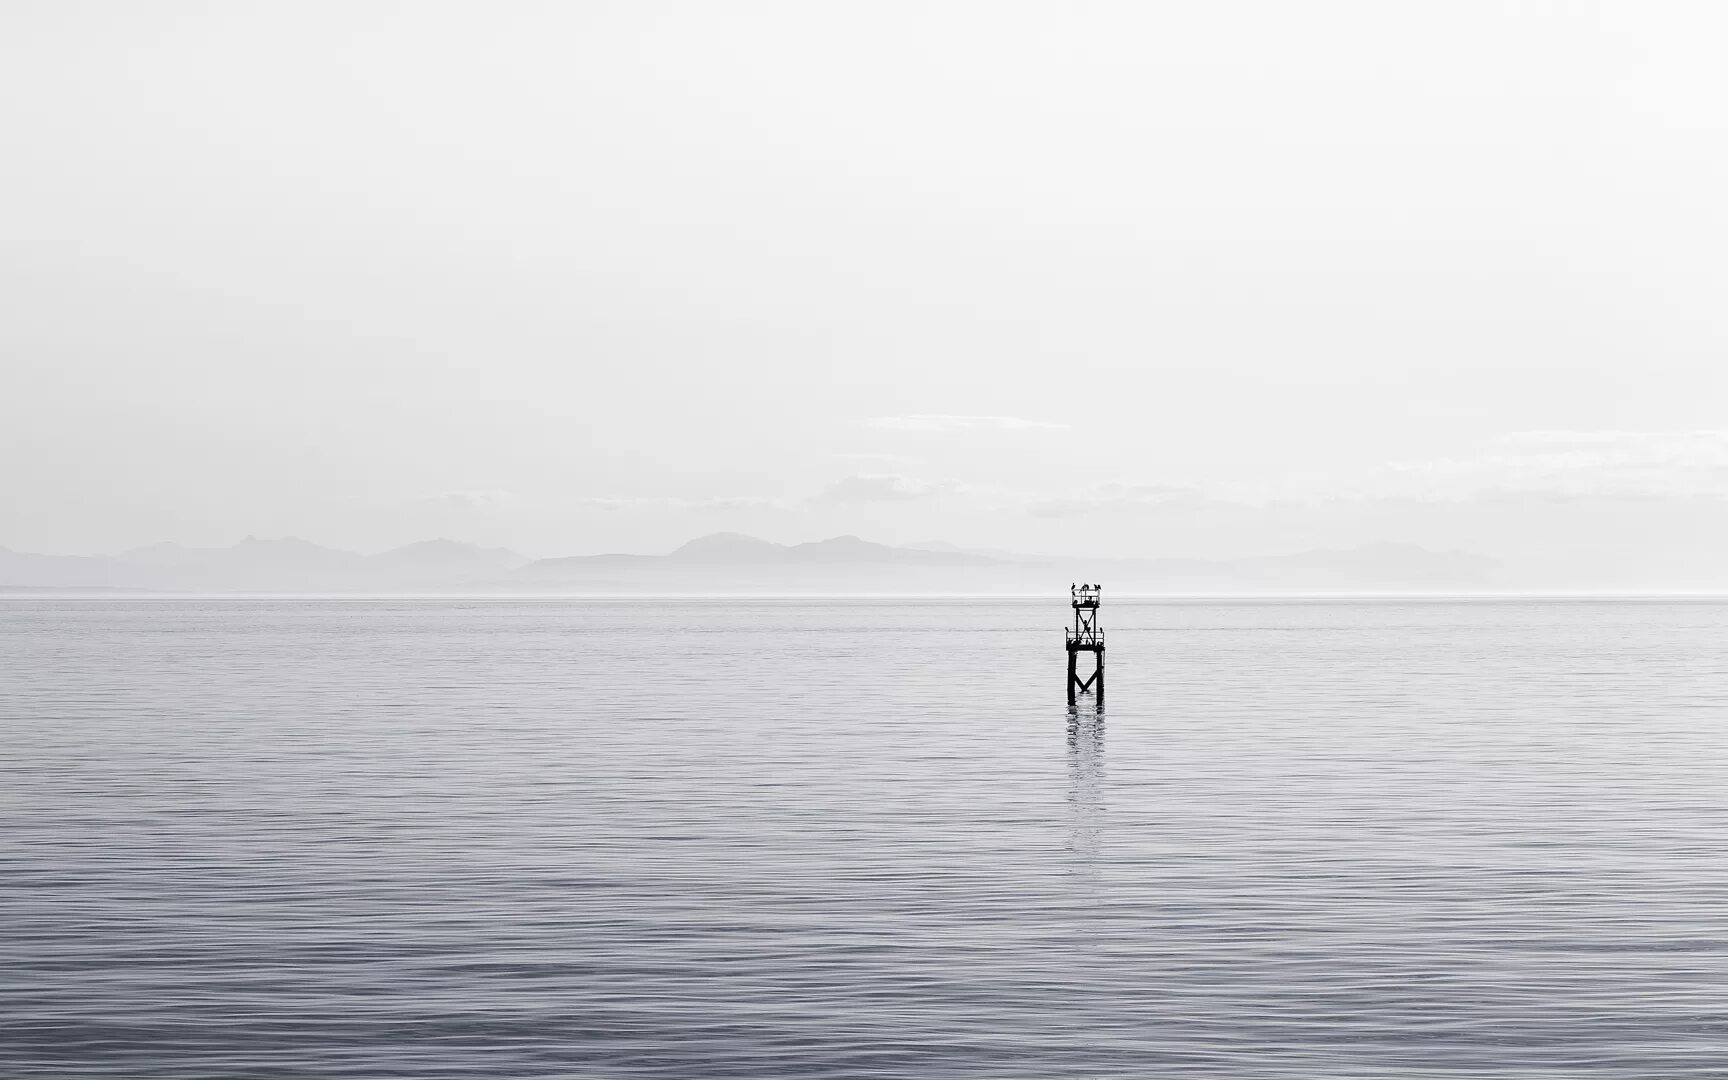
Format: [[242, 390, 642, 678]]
[[3, 1, 1726, 561]]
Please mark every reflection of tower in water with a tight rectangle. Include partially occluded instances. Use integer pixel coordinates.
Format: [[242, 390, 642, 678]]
[[1066, 705, 1106, 880]]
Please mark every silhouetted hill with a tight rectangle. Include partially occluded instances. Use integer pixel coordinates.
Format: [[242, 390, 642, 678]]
[[783, 535, 991, 565], [0, 545, 161, 589], [904, 540, 1048, 564], [1241, 543, 1497, 588], [370, 539, 529, 578], [512, 533, 996, 589], [664, 533, 994, 566], [669, 532, 786, 562], [124, 542, 224, 567]]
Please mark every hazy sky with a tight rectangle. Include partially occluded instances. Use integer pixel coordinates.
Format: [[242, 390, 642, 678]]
[[4, 2, 1726, 561]]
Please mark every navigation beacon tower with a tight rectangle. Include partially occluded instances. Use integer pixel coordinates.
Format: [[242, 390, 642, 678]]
[[1066, 583, 1104, 706]]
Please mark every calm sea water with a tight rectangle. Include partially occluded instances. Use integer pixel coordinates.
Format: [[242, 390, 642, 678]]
[[5, 597, 1728, 1078]]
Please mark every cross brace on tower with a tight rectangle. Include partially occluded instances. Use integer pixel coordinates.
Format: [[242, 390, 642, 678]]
[[1066, 583, 1104, 707]]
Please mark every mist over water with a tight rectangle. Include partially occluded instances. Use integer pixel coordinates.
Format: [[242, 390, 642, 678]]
[[5, 597, 1728, 1077]]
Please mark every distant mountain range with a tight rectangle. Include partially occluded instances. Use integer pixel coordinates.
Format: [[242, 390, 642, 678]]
[[0, 532, 1511, 594]]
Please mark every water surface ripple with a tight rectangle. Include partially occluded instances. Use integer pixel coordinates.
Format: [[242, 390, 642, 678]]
[[5, 597, 1728, 1077]]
